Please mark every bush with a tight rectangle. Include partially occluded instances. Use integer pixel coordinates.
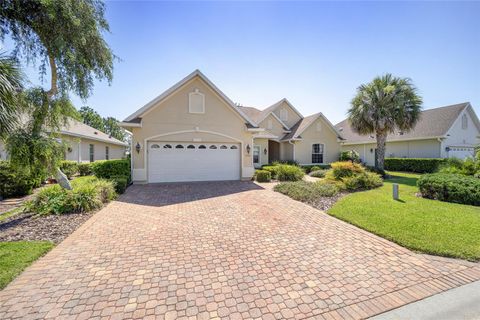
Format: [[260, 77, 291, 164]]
[[0, 161, 37, 198], [329, 161, 365, 180], [301, 164, 330, 173], [91, 159, 130, 182], [262, 165, 279, 179], [309, 169, 327, 178], [255, 170, 271, 182], [25, 177, 116, 215], [59, 161, 79, 179], [342, 172, 383, 191], [78, 163, 92, 176], [276, 164, 304, 181], [110, 175, 128, 194], [384, 158, 445, 173], [274, 181, 339, 202], [418, 173, 480, 206], [339, 150, 360, 163], [271, 160, 299, 166]]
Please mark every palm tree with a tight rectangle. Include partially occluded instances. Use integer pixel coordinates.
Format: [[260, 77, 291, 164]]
[[348, 74, 422, 170], [0, 53, 23, 138]]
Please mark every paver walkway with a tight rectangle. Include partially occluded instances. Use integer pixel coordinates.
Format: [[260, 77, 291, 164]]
[[1, 181, 479, 320]]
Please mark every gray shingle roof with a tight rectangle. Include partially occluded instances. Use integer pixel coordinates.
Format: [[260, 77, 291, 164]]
[[282, 113, 320, 140], [335, 102, 470, 144], [61, 118, 128, 146]]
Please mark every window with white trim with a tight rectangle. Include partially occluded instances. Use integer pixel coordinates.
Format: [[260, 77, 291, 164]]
[[462, 114, 468, 129], [253, 146, 260, 164], [280, 109, 288, 121], [105, 146, 109, 160], [89, 144, 94, 162], [312, 143, 324, 163], [189, 89, 205, 114]]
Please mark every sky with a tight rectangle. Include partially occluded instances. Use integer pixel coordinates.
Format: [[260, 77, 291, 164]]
[[3, 0, 480, 124]]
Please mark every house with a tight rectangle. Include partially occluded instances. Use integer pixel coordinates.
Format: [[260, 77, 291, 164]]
[[336, 103, 480, 166], [0, 118, 128, 162], [121, 70, 342, 183]]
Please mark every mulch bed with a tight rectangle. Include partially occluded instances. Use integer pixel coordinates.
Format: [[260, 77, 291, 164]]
[[305, 192, 348, 211], [0, 210, 95, 244]]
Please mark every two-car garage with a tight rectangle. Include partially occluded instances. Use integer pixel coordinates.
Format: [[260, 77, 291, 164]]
[[147, 142, 241, 183]]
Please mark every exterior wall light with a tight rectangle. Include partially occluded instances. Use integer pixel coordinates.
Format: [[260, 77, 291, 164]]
[[135, 142, 141, 154], [264, 148, 267, 155], [246, 144, 251, 154]]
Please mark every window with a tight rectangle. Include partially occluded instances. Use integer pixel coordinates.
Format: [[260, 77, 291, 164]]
[[198, 145, 206, 149], [230, 145, 238, 149], [311, 143, 324, 163], [105, 146, 109, 160], [175, 144, 184, 149], [462, 114, 468, 129], [163, 144, 172, 149], [151, 144, 160, 149], [189, 89, 205, 114], [220, 145, 227, 149], [187, 145, 195, 149], [89, 144, 94, 162], [267, 119, 273, 130], [280, 109, 288, 121], [253, 145, 260, 164], [209, 145, 217, 149]]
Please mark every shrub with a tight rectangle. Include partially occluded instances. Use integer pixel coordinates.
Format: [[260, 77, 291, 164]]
[[339, 150, 360, 163], [91, 159, 130, 182], [255, 170, 271, 182], [110, 175, 129, 194], [262, 165, 279, 179], [418, 173, 480, 206], [0, 161, 37, 198], [301, 164, 330, 173], [274, 181, 339, 202], [26, 177, 116, 215], [78, 163, 93, 176], [342, 172, 383, 191], [271, 160, 299, 166], [59, 161, 79, 179], [310, 166, 321, 172], [309, 169, 327, 178], [384, 158, 445, 173], [276, 164, 304, 181], [329, 161, 365, 180]]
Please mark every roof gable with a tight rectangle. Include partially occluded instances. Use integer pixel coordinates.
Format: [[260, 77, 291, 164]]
[[282, 113, 342, 141], [256, 98, 304, 127], [123, 70, 257, 127]]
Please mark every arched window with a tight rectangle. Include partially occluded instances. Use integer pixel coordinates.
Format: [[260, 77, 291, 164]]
[[209, 145, 217, 149], [198, 145, 206, 149], [151, 144, 160, 149], [220, 145, 227, 149], [175, 144, 184, 149], [187, 145, 195, 149], [189, 89, 205, 114], [163, 144, 172, 149], [230, 145, 238, 149]]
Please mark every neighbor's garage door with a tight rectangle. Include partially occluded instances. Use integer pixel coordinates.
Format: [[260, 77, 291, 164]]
[[147, 142, 241, 183], [448, 147, 475, 159]]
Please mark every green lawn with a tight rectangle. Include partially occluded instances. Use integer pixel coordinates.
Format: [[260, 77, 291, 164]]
[[328, 172, 480, 261], [0, 241, 54, 289]]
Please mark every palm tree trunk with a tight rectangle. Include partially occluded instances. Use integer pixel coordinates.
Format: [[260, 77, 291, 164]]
[[375, 131, 387, 170]]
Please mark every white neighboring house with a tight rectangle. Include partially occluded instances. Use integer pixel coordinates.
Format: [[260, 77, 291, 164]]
[[335, 103, 480, 166], [0, 118, 128, 162]]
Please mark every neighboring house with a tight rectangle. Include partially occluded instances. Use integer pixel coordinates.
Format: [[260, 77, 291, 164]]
[[0, 118, 128, 162], [336, 103, 480, 166], [121, 70, 341, 183]]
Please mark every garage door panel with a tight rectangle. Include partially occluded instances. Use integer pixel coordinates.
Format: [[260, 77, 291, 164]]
[[148, 142, 240, 183]]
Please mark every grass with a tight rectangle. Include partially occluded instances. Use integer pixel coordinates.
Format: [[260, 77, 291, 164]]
[[328, 171, 480, 261], [0, 207, 23, 223], [0, 241, 54, 289]]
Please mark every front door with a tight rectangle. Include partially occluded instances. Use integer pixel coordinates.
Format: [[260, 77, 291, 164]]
[[253, 145, 261, 168]]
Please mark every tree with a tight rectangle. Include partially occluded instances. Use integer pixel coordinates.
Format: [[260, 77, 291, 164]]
[[103, 117, 126, 142], [79, 106, 105, 132], [348, 74, 422, 170], [0, 53, 23, 139]]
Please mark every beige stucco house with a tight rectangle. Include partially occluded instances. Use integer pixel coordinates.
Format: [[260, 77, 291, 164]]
[[0, 118, 128, 162], [336, 103, 480, 166], [121, 70, 342, 183]]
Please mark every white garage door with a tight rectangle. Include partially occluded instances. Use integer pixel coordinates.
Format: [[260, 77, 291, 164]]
[[448, 147, 475, 159], [148, 142, 241, 183]]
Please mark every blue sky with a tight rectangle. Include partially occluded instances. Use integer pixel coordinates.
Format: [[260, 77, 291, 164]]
[[3, 1, 480, 124]]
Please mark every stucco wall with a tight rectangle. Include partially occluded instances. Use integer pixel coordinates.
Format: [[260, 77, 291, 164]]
[[130, 77, 255, 182], [294, 116, 340, 164], [441, 107, 480, 158], [272, 101, 302, 129], [258, 114, 285, 137], [280, 142, 294, 161]]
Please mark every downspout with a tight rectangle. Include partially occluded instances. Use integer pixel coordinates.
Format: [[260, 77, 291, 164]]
[[437, 137, 443, 158], [289, 139, 295, 161]]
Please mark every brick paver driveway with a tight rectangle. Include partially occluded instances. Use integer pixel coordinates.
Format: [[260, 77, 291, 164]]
[[1, 181, 479, 320]]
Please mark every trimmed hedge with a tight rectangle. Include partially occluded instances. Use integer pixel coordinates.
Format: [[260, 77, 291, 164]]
[[418, 173, 480, 206], [110, 175, 128, 194], [91, 159, 130, 182], [59, 161, 79, 179], [255, 170, 271, 182], [78, 163, 92, 176], [385, 158, 445, 173], [0, 161, 37, 198], [342, 172, 383, 191], [262, 165, 279, 179], [276, 165, 304, 182]]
